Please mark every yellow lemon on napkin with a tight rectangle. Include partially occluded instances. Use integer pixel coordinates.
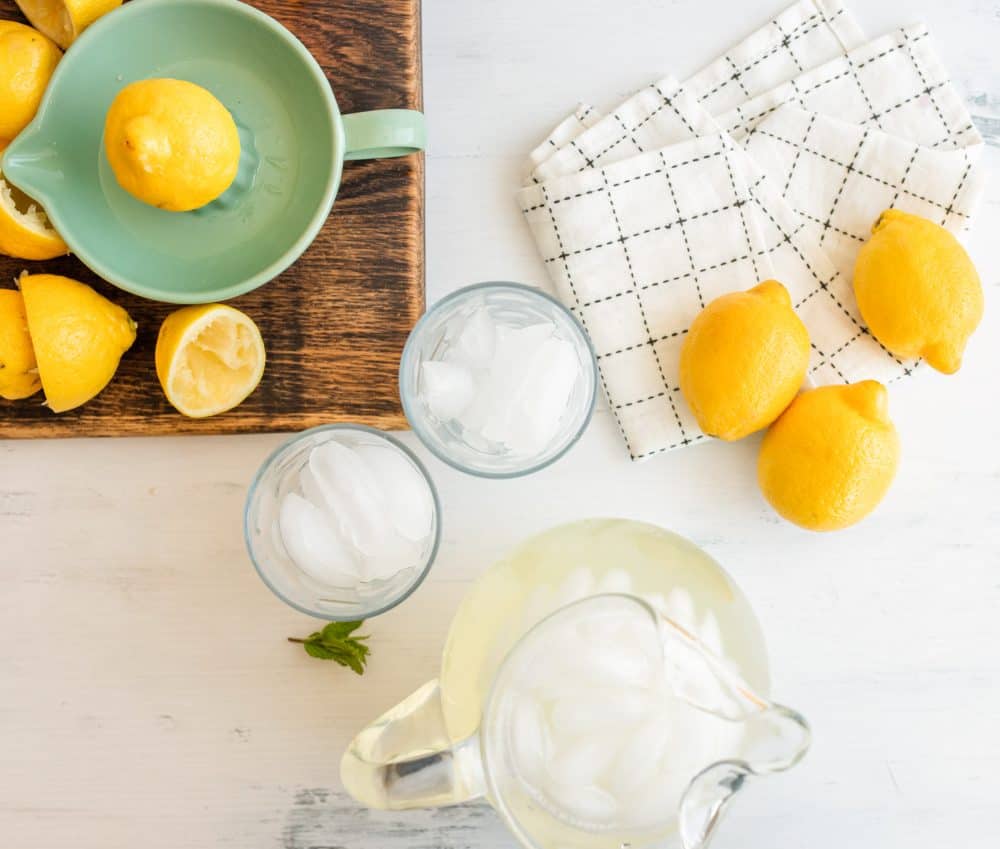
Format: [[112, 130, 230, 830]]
[[0, 142, 69, 260], [679, 279, 810, 441], [105, 78, 240, 212], [0, 288, 41, 400], [16, 0, 122, 49], [156, 304, 265, 418], [19, 273, 136, 412], [0, 20, 61, 144], [758, 381, 899, 531], [854, 209, 983, 374]]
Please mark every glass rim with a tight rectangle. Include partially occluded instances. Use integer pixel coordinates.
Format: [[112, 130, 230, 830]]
[[242, 423, 443, 621], [399, 281, 598, 480]]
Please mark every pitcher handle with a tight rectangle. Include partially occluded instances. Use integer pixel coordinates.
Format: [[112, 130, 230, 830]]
[[342, 109, 426, 160], [340, 679, 486, 809]]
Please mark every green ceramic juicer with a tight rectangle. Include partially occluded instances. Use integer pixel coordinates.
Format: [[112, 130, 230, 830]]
[[1, 0, 426, 304]]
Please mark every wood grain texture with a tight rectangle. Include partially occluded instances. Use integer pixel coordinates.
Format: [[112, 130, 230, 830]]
[[0, 0, 424, 438]]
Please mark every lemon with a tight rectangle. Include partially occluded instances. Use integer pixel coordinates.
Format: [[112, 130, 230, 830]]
[[15, 0, 122, 49], [156, 304, 265, 418], [19, 273, 136, 412], [854, 209, 983, 374], [0, 143, 69, 260], [757, 381, 899, 531], [0, 288, 41, 400], [105, 78, 240, 212], [679, 279, 810, 441], [0, 20, 61, 144]]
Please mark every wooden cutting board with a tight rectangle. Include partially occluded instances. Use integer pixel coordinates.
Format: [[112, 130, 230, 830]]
[[0, 0, 423, 438]]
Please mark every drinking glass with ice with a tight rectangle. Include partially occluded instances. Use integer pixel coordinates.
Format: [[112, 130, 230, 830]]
[[400, 282, 597, 477], [244, 425, 440, 619]]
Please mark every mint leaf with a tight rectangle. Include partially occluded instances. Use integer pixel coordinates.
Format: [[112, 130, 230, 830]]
[[289, 620, 371, 675]]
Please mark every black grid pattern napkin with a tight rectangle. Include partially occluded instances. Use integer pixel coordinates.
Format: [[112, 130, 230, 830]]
[[518, 0, 984, 460]]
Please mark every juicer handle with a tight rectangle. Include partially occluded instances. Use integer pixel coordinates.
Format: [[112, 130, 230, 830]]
[[340, 679, 486, 809], [342, 109, 426, 160]]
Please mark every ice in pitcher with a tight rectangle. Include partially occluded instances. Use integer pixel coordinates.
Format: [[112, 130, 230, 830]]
[[499, 597, 746, 832]]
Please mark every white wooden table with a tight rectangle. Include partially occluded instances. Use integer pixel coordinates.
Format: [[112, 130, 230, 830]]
[[3, 1, 998, 846]]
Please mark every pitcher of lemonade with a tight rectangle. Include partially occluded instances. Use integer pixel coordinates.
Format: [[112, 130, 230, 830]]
[[341, 519, 810, 848]]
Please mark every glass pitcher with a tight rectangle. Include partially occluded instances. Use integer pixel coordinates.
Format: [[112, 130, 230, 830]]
[[341, 520, 810, 848]]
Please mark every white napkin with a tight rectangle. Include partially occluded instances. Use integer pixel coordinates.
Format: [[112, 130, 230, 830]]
[[518, 0, 985, 460]]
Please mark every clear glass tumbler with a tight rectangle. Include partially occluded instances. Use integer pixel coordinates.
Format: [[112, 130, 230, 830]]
[[399, 282, 597, 478], [244, 424, 441, 620]]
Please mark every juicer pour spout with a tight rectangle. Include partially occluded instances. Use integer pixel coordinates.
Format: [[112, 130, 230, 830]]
[[340, 679, 485, 810]]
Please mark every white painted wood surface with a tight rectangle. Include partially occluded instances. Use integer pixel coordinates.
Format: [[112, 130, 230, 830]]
[[2, 1, 999, 846]]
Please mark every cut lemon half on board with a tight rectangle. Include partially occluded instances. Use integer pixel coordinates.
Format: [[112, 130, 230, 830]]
[[0, 145, 69, 260], [156, 304, 265, 418], [15, 0, 122, 49], [0, 288, 41, 400], [19, 272, 136, 412]]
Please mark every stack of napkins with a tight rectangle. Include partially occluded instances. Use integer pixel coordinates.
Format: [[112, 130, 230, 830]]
[[518, 0, 984, 460]]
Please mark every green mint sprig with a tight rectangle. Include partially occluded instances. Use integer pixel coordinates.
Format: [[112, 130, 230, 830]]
[[288, 620, 371, 675]]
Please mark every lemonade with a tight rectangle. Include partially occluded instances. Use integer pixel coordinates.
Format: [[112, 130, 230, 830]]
[[438, 519, 770, 744]]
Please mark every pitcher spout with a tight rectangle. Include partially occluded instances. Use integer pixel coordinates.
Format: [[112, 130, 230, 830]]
[[679, 704, 811, 849]]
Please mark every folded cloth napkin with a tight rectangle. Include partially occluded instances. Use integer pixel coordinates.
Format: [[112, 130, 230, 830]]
[[518, 0, 985, 460]]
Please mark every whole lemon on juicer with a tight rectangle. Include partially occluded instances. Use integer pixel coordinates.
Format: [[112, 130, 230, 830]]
[[758, 381, 899, 532], [105, 78, 240, 212], [854, 209, 983, 374], [0, 288, 41, 400], [19, 273, 136, 412], [679, 279, 810, 441], [0, 20, 61, 144]]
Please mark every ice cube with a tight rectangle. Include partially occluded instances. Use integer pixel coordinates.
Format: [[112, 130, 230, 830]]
[[278, 492, 361, 585], [355, 442, 434, 541], [542, 780, 619, 825], [548, 685, 653, 736], [308, 440, 391, 555], [421, 360, 476, 421], [477, 323, 555, 447], [358, 529, 426, 582], [510, 337, 580, 454], [545, 734, 619, 788], [663, 587, 697, 629], [449, 305, 497, 369], [605, 715, 674, 800], [596, 568, 634, 595], [554, 567, 596, 606], [508, 691, 551, 787]]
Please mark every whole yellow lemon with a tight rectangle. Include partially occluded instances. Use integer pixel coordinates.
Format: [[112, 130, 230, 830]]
[[679, 279, 810, 441], [19, 273, 136, 412], [758, 381, 899, 531], [0, 20, 62, 144], [854, 209, 982, 374], [104, 78, 240, 212]]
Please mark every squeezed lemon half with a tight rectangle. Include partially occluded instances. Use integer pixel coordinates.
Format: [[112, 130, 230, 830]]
[[156, 304, 265, 418], [0, 145, 68, 260]]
